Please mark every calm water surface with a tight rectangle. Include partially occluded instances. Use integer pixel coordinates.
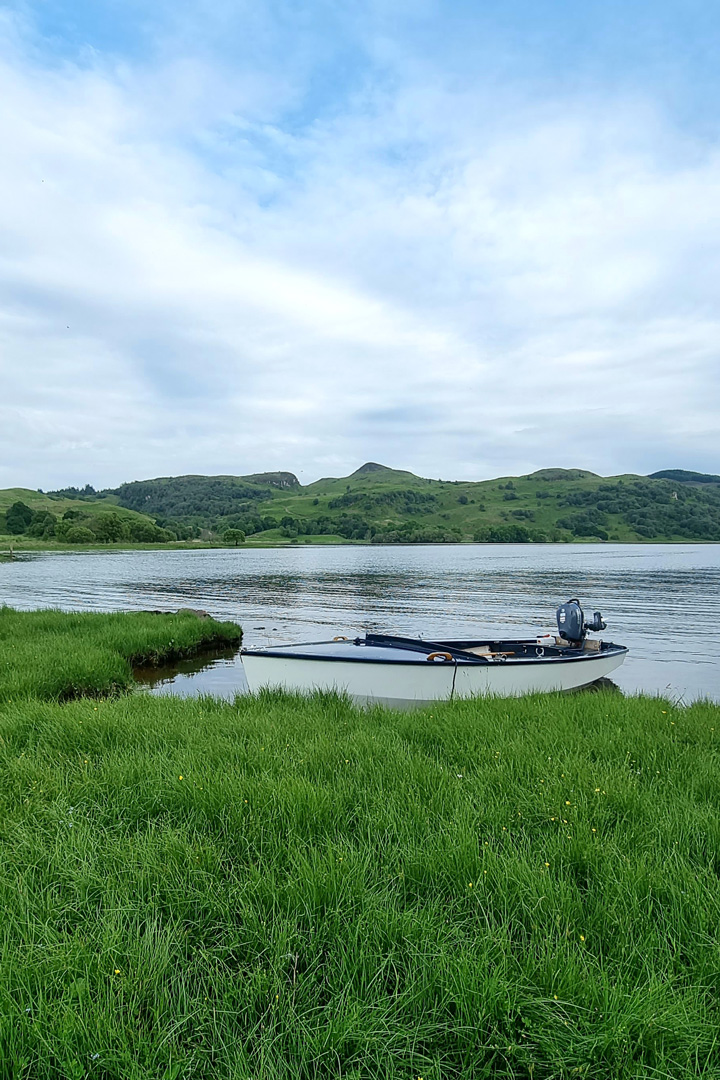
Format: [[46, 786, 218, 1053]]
[[2, 544, 719, 702]]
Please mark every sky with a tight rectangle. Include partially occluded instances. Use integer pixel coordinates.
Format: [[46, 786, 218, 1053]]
[[1, 0, 719, 489]]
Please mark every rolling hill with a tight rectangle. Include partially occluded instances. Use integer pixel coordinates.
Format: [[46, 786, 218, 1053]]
[[0, 488, 169, 545], [2, 465, 719, 545]]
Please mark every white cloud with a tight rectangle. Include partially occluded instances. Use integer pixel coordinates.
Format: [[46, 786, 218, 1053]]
[[0, 15, 719, 489]]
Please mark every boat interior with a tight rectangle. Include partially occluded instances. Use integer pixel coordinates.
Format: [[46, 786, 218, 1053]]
[[365, 632, 617, 662]]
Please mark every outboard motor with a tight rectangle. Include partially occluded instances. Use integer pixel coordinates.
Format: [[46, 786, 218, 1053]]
[[556, 599, 606, 644]]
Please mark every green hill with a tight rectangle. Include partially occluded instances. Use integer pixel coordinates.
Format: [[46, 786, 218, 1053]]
[[109, 464, 720, 544], [240, 464, 720, 543], [2, 465, 720, 546], [0, 488, 170, 546], [649, 469, 720, 485]]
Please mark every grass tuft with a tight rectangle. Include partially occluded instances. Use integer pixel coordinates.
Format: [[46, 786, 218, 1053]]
[[0, 607, 242, 702]]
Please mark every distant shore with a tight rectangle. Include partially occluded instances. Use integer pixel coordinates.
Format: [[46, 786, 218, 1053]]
[[2, 536, 719, 556]]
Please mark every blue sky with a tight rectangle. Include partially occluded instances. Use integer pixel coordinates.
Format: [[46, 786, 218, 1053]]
[[1, 0, 719, 487]]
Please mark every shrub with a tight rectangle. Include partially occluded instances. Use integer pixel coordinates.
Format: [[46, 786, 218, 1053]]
[[65, 526, 97, 544], [473, 524, 546, 543]]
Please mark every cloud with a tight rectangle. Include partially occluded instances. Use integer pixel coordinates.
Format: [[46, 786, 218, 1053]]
[[0, 5, 719, 489]]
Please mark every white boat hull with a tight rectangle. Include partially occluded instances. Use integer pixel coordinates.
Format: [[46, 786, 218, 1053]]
[[241, 648, 627, 708]]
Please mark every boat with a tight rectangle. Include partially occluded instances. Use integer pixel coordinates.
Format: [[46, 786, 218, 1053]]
[[241, 599, 628, 707]]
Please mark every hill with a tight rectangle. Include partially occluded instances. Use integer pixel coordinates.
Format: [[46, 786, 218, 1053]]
[[234, 464, 720, 543], [649, 469, 720, 485], [2, 464, 720, 545], [0, 488, 171, 545]]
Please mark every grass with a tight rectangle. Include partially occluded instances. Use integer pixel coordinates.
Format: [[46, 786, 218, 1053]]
[[0, 535, 352, 552], [0, 539, 224, 552], [2, 610, 720, 1077], [0, 608, 242, 702]]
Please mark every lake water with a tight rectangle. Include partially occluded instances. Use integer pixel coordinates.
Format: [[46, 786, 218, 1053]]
[[2, 544, 719, 702]]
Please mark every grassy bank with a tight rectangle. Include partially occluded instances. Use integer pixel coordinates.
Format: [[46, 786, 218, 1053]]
[[0, 608, 242, 702], [0, 536, 358, 552], [1, 672, 720, 1076]]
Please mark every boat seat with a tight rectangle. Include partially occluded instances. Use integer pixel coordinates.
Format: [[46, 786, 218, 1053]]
[[463, 646, 515, 658]]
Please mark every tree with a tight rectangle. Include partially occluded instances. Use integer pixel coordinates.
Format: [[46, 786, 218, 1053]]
[[474, 524, 533, 543], [223, 529, 246, 547], [27, 512, 57, 538], [128, 520, 155, 542], [92, 513, 128, 543], [66, 525, 97, 544], [6, 501, 33, 534]]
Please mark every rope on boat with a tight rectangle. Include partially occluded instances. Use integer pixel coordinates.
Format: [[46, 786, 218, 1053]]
[[423, 650, 459, 701]]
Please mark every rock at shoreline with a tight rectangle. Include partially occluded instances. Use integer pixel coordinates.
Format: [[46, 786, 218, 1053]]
[[136, 608, 212, 619]]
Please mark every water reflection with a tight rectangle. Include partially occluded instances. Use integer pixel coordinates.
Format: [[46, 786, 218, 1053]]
[[133, 647, 245, 698], [2, 544, 719, 701], [132, 646, 239, 687]]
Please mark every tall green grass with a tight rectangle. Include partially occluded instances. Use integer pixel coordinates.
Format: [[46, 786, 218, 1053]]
[[1, 686, 719, 1078], [0, 607, 242, 702]]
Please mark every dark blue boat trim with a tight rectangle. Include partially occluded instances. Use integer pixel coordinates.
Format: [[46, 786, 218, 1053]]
[[241, 640, 628, 666]]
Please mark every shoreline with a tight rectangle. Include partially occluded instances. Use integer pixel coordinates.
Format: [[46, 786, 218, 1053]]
[[3, 537, 720, 555]]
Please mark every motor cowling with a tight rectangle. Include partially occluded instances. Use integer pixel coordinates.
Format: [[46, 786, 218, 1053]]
[[556, 599, 606, 643]]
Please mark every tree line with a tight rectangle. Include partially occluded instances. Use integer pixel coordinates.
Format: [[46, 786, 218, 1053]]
[[1, 503, 176, 544]]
